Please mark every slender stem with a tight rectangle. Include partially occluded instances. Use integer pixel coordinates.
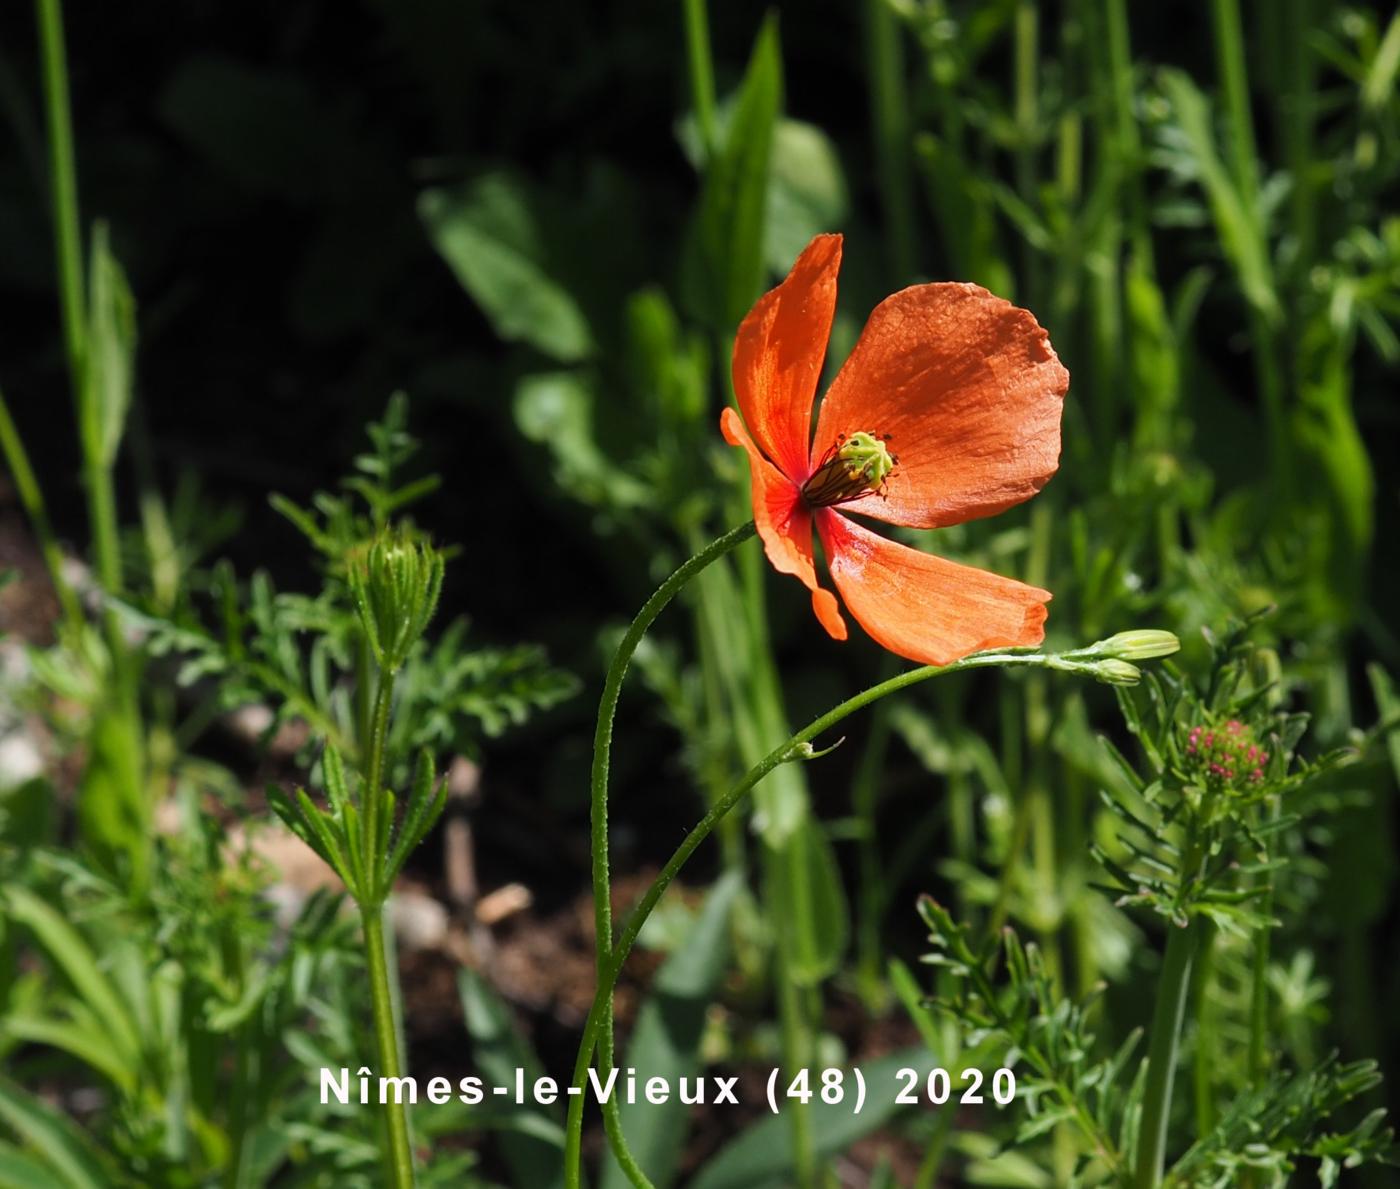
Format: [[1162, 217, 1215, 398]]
[[852, 671, 896, 1009], [1135, 836, 1204, 1189], [361, 906, 415, 1188], [36, 0, 124, 614], [866, 0, 917, 276], [1210, 0, 1259, 198], [1210, 0, 1292, 488], [565, 647, 1080, 1187], [223, 940, 251, 1189], [726, 481, 824, 1188], [355, 635, 374, 764], [1023, 499, 1061, 986], [1279, 0, 1315, 277], [578, 521, 755, 1188], [1104, 0, 1150, 257], [1013, 0, 1041, 302], [362, 669, 397, 901], [1246, 798, 1279, 1083], [682, 0, 718, 160], [356, 661, 411, 1184], [83, 447, 122, 600], [1191, 921, 1218, 1138], [772, 854, 816, 1189], [34, 0, 84, 391], [0, 385, 83, 631]]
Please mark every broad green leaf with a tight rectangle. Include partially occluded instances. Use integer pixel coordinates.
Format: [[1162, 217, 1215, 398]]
[[601, 872, 743, 1189], [687, 1049, 937, 1189], [458, 969, 567, 1189], [768, 816, 848, 987], [0, 1078, 108, 1189], [419, 175, 594, 362], [683, 15, 782, 327]]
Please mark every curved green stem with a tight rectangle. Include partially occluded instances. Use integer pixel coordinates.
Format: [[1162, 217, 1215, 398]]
[[566, 645, 1067, 1187], [583, 521, 755, 1188]]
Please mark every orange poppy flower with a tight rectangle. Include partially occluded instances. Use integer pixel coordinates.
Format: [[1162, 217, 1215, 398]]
[[721, 233, 1068, 666]]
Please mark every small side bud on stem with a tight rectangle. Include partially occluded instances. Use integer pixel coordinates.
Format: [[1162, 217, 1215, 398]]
[[1094, 659, 1144, 686]]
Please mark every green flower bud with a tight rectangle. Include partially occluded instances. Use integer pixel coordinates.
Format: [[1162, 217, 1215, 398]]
[[347, 530, 445, 672], [1095, 659, 1143, 686], [1100, 629, 1180, 661]]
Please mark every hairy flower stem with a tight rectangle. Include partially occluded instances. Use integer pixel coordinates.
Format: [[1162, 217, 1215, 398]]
[[566, 646, 1079, 1188], [362, 905, 415, 1188], [576, 521, 756, 1188], [1135, 837, 1205, 1189]]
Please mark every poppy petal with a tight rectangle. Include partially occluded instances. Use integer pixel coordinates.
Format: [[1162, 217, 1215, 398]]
[[810, 282, 1068, 529], [733, 233, 842, 483], [722, 408, 847, 641], [816, 509, 1049, 666]]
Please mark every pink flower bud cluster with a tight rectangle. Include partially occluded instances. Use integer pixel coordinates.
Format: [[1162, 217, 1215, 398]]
[[1185, 719, 1268, 791]]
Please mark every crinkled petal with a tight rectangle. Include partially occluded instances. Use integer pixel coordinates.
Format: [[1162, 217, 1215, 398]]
[[810, 282, 1068, 529], [733, 233, 842, 483], [816, 509, 1050, 665], [722, 408, 847, 641]]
